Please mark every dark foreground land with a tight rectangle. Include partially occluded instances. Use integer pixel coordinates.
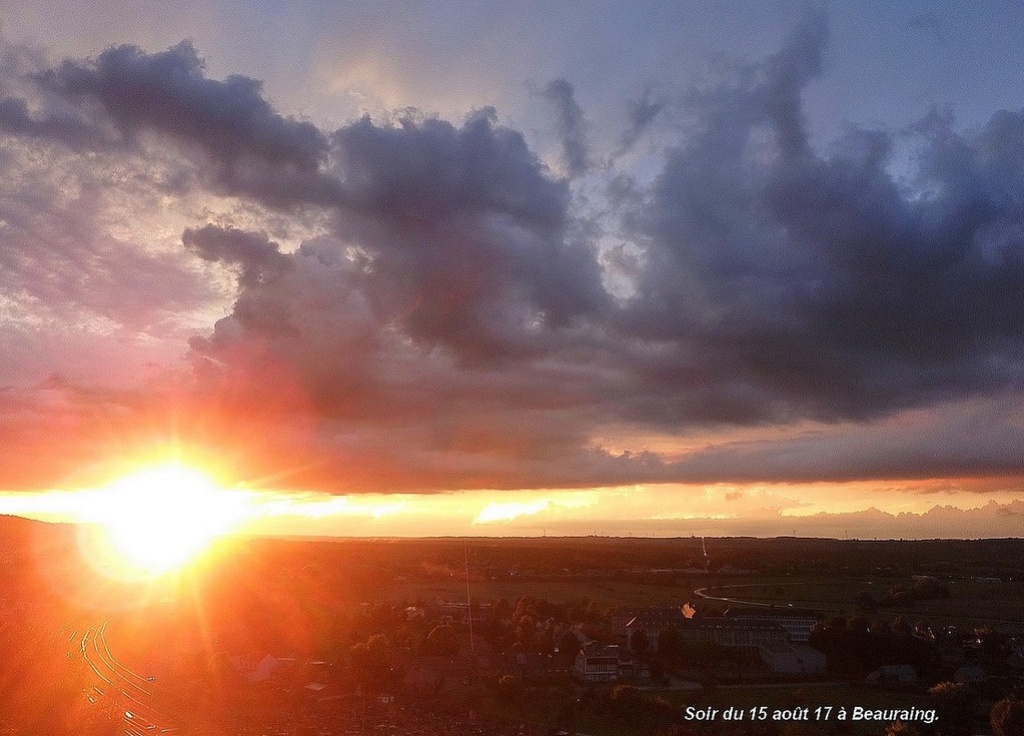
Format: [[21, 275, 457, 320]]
[[0, 516, 1022, 735]]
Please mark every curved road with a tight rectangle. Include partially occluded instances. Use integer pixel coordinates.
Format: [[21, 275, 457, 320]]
[[693, 581, 863, 613]]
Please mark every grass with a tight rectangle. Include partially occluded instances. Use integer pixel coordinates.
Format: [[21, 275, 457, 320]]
[[708, 576, 1024, 626], [372, 572, 1024, 631], [374, 577, 702, 609]]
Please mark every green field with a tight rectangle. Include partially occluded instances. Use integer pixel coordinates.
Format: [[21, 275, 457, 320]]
[[365, 572, 1024, 631], [700, 577, 1024, 626], [373, 577, 704, 609]]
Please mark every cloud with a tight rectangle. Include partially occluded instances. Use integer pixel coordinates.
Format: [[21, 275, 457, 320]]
[[475, 499, 550, 524], [0, 96, 116, 149], [187, 108, 609, 373], [615, 86, 666, 155], [619, 10, 1024, 429], [5, 15, 1024, 496], [182, 225, 291, 288], [0, 135, 214, 332], [0, 38, 334, 209], [535, 498, 1024, 540], [541, 78, 589, 177], [39, 40, 327, 168], [650, 396, 1024, 483]]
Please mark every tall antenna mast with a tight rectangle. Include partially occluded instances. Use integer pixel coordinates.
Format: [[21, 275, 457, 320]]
[[464, 541, 474, 654]]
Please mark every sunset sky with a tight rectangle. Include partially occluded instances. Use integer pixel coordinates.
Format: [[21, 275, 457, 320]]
[[1, 1, 1023, 539]]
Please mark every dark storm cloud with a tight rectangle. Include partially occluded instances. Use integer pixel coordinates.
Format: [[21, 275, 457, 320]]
[[6, 35, 609, 356], [1, 39, 607, 357], [6, 18, 1024, 493], [183, 225, 291, 288], [622, 10, 1024, 427], [332, 110, 566, 228], [0, 39, 336, 208], [653, 397, 1024, 483], [189, 107, 609, 371], [325, 109, 607, 357], [169, 19, 1024, 486], [0, 36, 112, 150], [541, 79, 589, 177], [38, 40, 327, 169], [0, 96, 116, 149]]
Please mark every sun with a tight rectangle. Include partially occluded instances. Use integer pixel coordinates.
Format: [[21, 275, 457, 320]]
[[87, 463, 250, 576]]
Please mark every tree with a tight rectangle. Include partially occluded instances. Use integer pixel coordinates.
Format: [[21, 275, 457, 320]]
[[891, 616, 911, 637], [848, 615, 870, 635], [928, 681, 974, 736], [495, 674, 523, 705], [990, 695, 1024, 736], [553, 696, 579, 734], [609, 684, 642, 714], [422, 624, 459, 656], [630, 630, 650, 660], [537, 621, 556, 655], [351, 634, 396, 694], [854, 591, 878, 612], [557, 631, 582, 661], [886, 721, 921, 736], [657, 626, 683, 661]]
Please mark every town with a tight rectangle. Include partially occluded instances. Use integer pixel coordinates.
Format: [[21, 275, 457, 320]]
[[1, 521, 1022, 735]]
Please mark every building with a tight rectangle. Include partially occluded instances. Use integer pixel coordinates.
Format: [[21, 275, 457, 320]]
[[612, 605, 682, 640], [622, 603, 832, 676], [622, 608, 689, 649], [677, 619, 788, 652], [725, 608, 821, 643], [573, 643, 635, 683], [622, 603, 818, 648]]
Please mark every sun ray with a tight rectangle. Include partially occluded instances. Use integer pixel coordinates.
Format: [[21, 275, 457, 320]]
[[82, 463, 253, 579]]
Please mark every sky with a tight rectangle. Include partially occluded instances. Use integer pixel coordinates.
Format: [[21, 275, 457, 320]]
[[1, 1, 1023, 539]]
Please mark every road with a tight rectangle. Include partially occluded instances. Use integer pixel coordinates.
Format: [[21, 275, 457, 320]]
[[694, 581, 855, 613]]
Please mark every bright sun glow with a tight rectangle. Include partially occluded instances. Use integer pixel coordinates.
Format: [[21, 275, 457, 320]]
[[88, 464, 250, 575]]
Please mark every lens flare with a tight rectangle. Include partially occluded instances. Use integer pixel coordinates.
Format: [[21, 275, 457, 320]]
[[83, 464, 251, 577]]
